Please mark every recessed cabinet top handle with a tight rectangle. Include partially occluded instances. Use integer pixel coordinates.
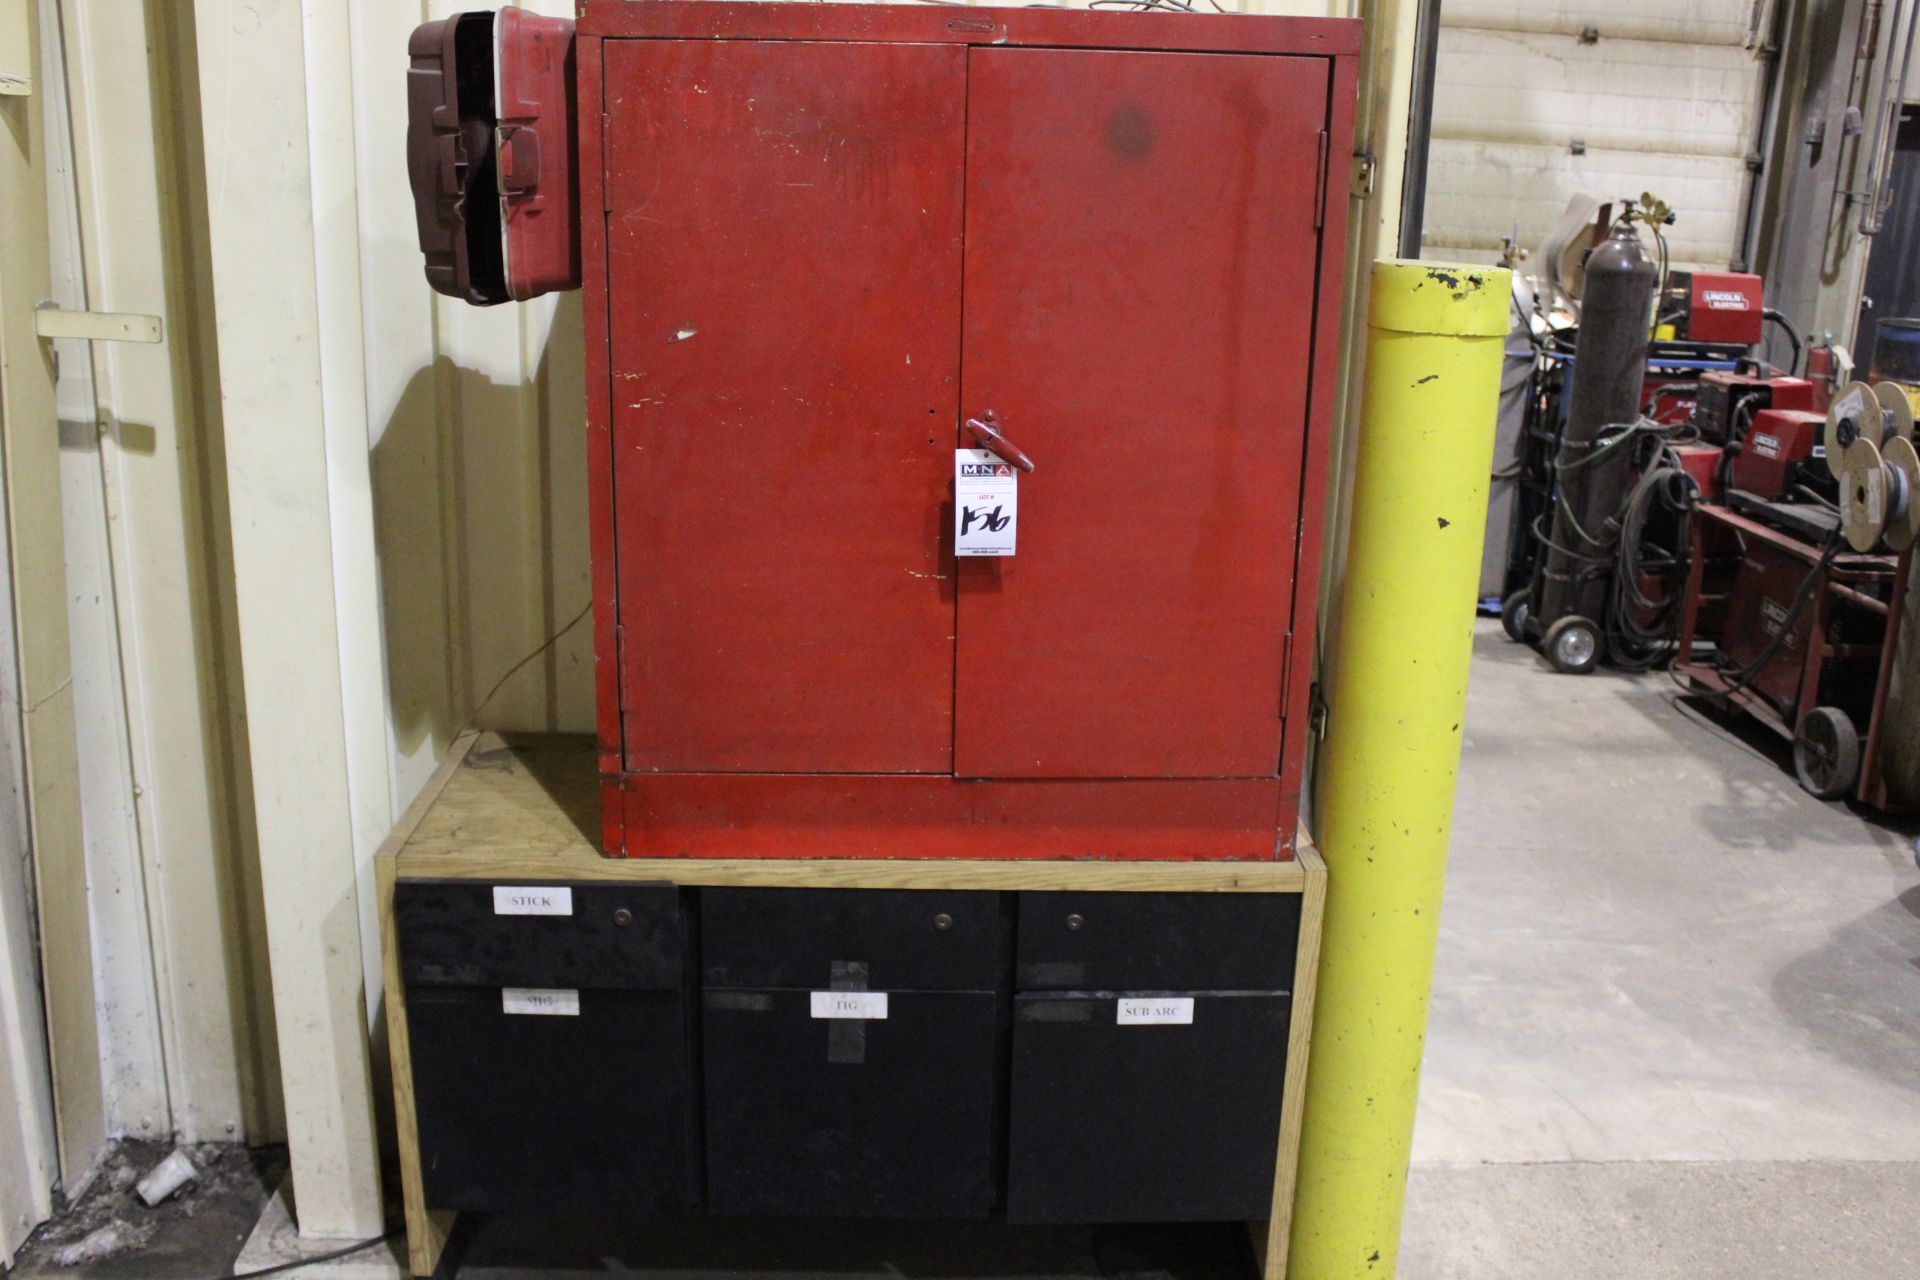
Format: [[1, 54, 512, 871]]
[[965, 411, 1036, 473]]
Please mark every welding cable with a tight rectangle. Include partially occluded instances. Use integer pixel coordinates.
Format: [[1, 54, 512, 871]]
[[1763, 308, 1803, 376], [1528, 415, 1702, 668], [1528, 511, 1608, 565], [1607, 444, 1698, 669], [1530, 418, 1668, 563], [1716, 392, 1764, 495]]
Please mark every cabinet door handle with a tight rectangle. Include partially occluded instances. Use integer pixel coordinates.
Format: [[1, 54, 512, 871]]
[[964, 411, 1035, 473]]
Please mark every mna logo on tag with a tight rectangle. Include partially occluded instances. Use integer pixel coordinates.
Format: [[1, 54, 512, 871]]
[[960, 461, 1014, 478]]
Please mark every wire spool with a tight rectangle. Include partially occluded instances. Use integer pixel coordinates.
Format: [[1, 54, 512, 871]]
[[1834, 432, 1920, 552], [1874, 380, 1915, 442], [1837, 437, 1890, 551], [1886, 435, 1920, 552], [1826, 380, 1888, 460], [1860, 341, 1920, 808]]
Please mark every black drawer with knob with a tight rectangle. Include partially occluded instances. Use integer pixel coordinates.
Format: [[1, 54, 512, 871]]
[[396, 879, 701, 1213], [699, 888, 1009, 1217], [1006, 892, 1300, 1223]]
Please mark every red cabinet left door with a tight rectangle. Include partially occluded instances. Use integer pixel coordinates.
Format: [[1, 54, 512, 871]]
[[602, 39, 966, 773]]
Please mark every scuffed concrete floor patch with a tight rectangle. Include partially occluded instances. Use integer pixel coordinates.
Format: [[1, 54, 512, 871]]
[[13, 1142, 283, 1280]]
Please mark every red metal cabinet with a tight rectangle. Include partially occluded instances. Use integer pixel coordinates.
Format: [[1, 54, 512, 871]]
[[578, 2, 1360, 860]]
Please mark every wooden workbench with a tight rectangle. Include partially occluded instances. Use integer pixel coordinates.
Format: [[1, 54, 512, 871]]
[[377, 730, 1325, 1279]]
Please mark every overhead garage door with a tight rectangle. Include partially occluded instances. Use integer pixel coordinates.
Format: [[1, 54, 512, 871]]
[[1423, 0, 1767, 272]]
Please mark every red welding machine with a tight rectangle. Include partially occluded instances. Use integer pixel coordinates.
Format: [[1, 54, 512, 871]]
[[1686, 271, 1766, 347], [1693, 369, 1813, 444], [1729, 408, 1828, 500]]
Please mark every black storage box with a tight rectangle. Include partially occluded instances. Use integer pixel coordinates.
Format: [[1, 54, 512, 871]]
[[396, 879, 701, 1213], [699, 888, 1008, 1217], [1006, 892, 1300, 1223]]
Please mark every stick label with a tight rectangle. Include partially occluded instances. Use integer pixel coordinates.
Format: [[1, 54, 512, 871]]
[[493, 886, 572, 916]]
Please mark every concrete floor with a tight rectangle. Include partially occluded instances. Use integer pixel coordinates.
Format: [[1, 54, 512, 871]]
[[11, 1143, 282, 1280], [1399, 622, 1920, 1277]]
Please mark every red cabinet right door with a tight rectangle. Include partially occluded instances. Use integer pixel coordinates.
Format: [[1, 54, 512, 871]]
[[953, 48, 1329, 779]]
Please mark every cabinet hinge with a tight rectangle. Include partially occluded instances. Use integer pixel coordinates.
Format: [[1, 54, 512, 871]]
[[1279, 630, 1295, 715], [602, 113, 615, 212], [1313, 131, 1330, 230], [1351, 150, 1377, 199]]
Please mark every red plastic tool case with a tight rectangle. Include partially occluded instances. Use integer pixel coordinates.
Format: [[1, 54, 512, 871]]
[[571, 2, 1358, 860]]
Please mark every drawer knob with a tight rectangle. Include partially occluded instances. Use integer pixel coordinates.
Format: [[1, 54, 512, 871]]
[[612, 908, 634, 927], [933, 912, 954, 932], [1065, 913, 1085, 931]]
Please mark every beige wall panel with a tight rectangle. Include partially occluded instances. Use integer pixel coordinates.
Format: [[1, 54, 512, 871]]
[[42, 0, 173, 1141], [348, 0, 460, 815], [1315, 0, 1420, 678], [0, 0, 106, 1188], [0, 409, 57, 1260], [302, 0, 401, 1091], [353, 2, 589, 814], [56, 0, 282, 1143], [189, 0, 381, 1237]]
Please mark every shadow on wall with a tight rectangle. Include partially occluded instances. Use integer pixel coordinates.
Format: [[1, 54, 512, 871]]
[[371, 293, 593, 764]]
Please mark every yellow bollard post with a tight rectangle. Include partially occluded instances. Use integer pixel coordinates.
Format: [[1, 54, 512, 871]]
[[1288, 260, 1511, 1277]]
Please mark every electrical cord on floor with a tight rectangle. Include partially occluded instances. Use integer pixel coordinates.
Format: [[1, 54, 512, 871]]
[[219, 1235, 394, 1280]]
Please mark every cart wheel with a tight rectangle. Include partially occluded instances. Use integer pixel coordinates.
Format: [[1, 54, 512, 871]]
[[1542, 615, 1601, 675], [1500, 589, 1532, 643], [1793, 707, 1861, 800]]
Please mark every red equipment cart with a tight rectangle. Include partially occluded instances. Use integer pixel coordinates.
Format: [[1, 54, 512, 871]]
[[1674, 501, 1913, 806]]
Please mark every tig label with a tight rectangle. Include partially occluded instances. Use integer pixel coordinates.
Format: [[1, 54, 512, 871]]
[[810, 991, 890, 1020], [956, 448, 1017, 556], [502, 988, 581, 1016]]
